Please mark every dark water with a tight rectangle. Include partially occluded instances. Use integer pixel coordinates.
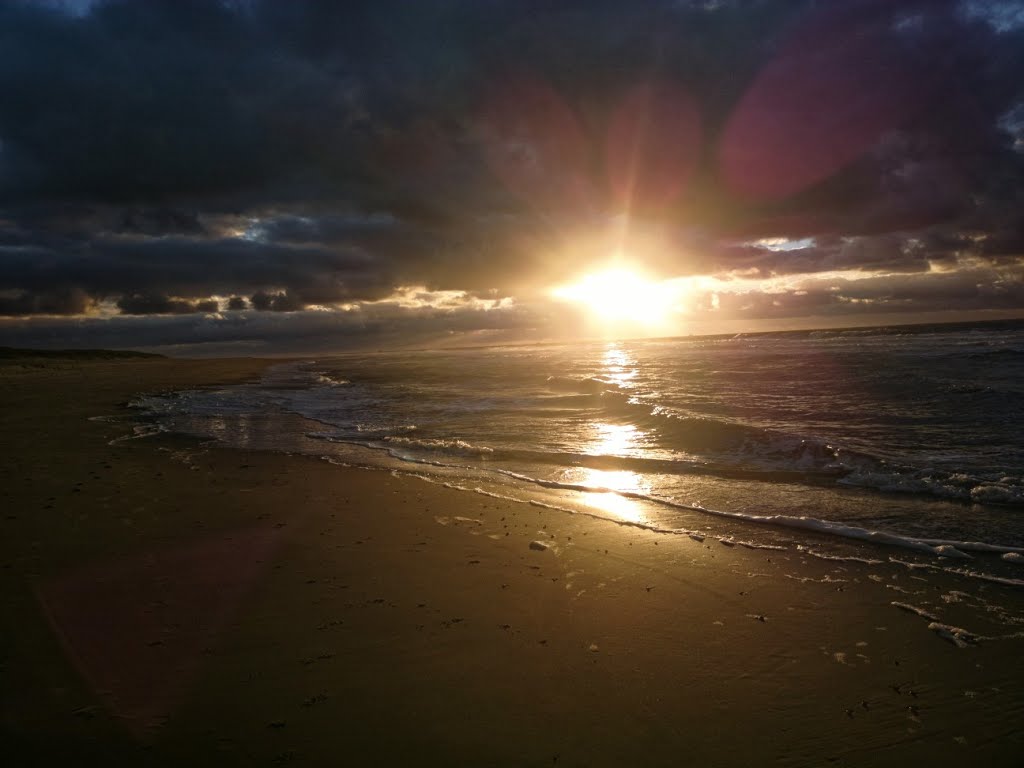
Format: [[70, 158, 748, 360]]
[[134, 321, 1024, 582]]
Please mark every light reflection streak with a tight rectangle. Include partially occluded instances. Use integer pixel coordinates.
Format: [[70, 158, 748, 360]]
[[575, 344, 650, 523], [602, 344, 638, 387]]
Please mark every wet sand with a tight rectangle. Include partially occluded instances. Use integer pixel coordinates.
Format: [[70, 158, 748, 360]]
[[1, 355, 1022, 766]]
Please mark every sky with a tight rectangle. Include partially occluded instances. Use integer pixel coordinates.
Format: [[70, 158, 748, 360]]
[[1, 0, 1023, 354]]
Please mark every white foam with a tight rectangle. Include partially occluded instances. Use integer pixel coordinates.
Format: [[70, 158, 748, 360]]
[[366, 458, 1024, 575], [674, 503, 987, 560], [786, 574, 849, 584], [313, 373, 350, 387], [488, 470, 1022, 562], [886, 584, 914, 595], [797, 547, 883, 565], [916, 538, 1024, 556], [108, 422, 165, 445], [889, 558, 941, 571], [891, 602, 940, 621], [927, 622, 979, 648], [942, 568, 1024, 587], [386, 435, 495, 456]]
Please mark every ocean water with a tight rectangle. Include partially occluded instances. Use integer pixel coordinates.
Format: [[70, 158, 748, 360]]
[[132, 320, 1024, 588]]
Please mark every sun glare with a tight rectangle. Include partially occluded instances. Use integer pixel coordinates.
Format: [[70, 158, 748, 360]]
[[552, 267, 679, 327]]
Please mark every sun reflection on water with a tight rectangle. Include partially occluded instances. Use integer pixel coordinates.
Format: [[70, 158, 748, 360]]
[[602, 344, 638, 387], [572, 348, 651, 521]]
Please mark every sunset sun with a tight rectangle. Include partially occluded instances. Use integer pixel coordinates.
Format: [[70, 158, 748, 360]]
[[552, 267, 679, 327]]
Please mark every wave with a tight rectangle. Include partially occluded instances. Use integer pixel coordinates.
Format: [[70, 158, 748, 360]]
[[576, 396, 1024, 506], [305, 393, 1024, 507], [967, 347, 1024, 360], [545, 375, 623, 394], [384, 435, 495, 457], [307, 432, 1024, 564], [838, 469, 1024, 505], [283, 359, 1024, 508], [313, 372, 350, 387], [310, 432, 857, 485]]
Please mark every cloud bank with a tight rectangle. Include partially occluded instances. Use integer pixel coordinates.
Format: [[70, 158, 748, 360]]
[[0, 0, 1022, 350]]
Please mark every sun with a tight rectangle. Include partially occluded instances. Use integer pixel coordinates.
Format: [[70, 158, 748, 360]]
[[552, 267, 678, 327]]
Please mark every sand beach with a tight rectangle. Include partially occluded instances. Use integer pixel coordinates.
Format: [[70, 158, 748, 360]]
[[1, 354, 1022, 767]]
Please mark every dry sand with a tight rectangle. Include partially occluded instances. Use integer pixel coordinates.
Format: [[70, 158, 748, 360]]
[[1, 355, 1022, 767]]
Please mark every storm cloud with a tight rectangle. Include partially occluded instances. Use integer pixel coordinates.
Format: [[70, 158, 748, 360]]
[[0, 0, 1022, 348]]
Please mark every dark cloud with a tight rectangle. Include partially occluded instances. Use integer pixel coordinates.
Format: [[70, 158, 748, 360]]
[[0, 234, 393, 303], [0, 0, 1021, 341], [0, 285, 92, 316], [704, 233, 933, 278], [0, 291, 551, 354], [702, 262, 1024, 321], [116, 292, 218, 315], [250, 290, 304, 313]]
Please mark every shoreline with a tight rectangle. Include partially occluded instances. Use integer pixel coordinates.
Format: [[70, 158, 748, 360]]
[[2, 357, 1023, 766]]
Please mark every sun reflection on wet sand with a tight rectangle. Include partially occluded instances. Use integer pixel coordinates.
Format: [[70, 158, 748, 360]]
[[578, 468, 648, 523]]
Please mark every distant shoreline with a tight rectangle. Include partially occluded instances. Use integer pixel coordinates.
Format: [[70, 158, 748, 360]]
[[0, 346, 165, 361]]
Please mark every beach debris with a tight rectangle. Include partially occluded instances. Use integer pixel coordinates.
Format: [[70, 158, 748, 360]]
[[268, 720, 287, 729], [927, 622, 979, 648], [588, 643, 600, 652], [529, 540, 550, 552], [1002, 552, 1024, 564]]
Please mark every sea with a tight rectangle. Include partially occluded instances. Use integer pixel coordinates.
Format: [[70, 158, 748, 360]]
[[131, 319, 1024, 597]]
